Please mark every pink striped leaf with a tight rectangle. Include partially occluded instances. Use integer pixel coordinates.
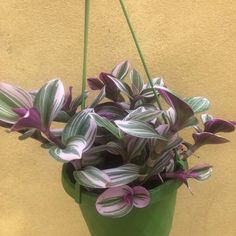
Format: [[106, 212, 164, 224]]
[[96, 185, 134, 218], [133, 186, 150, 208]]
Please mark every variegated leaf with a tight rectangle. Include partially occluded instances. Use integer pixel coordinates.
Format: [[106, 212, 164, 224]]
[[115, 120, 167, 140], [108, 76, 132, 99], [144, 77, 164, 89], [184, 97, 210, 113], [90, 86, 106, 108], [141, 88, 159, 98], [73, 166, 111, 188], [34, 79, 64, 127], [0, 82, 33, 123], [104, 164, 141, 187], [49, 136, 86, 162], [130, 69, 144, 95], [89, 113, 121, 139], [126, 136, 147, 159], [96, 185, 134, 218], [111, 60, 130, 81], [188, 164, 213, 181], [201, 114, 213, 124], [62, 109, 97, 150], [124, 106, 161, 122]]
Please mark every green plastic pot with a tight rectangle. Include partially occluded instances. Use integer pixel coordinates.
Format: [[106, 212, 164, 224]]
[[61, 163, 182, 236]]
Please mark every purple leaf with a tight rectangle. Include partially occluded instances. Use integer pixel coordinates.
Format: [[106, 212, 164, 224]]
[[87, 78, 104, 90], [11, 107, 42, 131], [158, 87, 197, 131], [133, 186, 150, 208], [204, 118, 235, 134], [192, 132, 229, 146]]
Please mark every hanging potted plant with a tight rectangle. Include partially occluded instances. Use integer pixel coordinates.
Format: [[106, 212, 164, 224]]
[[0, 1, 235, 236]]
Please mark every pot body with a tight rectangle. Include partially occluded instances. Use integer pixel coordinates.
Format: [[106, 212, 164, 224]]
[[62, 163, 181, 236]]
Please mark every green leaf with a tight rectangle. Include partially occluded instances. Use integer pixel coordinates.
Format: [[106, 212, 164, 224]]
[[73, 166, 111, 188], [89, 113, 122, 139], [130, 69, 144, 95], [111, 60, 130, 81], [184, 97, 210, 113], [115, 120, 167, 140], [34, 79, 64, 127]]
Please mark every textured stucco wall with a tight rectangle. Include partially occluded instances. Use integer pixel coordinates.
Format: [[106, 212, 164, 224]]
[[0, 1, 236, 235]]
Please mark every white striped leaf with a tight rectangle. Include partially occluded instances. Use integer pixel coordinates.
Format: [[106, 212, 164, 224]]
[[130, 69, 144, 95], [34, 79, 64, 127], [111, 60, 130, 81], [190, 165, 213, 181], [144, 77, 164, 89], [141, 88, 159, 98], [62, 109, 97, 150], [184, 97, 210, 113], [115, 120, 167, 140], [85, 141, 126, 158], [49, 136, 86, 162], [108, 76, 132, 99], [124, 106, 162, 122], [126, 136, 147, 159], [73, 166, 111, 188], [96, 185, 134, 218], [104, 164, 141, 187], [0, 82, 33, 123], [89, 113, 122, 139]]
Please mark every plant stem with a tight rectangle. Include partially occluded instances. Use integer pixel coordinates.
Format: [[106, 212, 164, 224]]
[[119, 0, 167, 122], [81, 0, 90, 110]]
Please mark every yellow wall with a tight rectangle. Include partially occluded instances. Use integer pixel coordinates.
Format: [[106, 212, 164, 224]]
[[0, 1, 235, 235]]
